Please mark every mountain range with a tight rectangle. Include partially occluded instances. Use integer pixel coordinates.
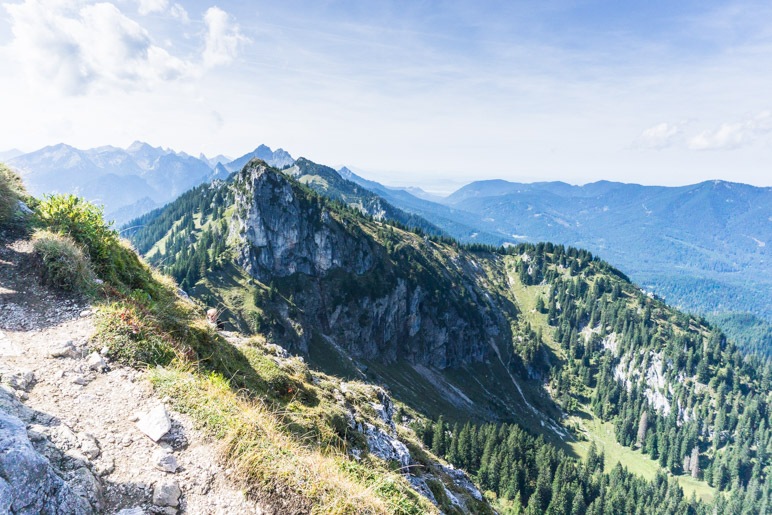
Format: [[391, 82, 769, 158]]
[[343, 174, 772, 331], [6, 142, 295, 225], [5, 141, 771, 344], [4, 153, 770, 512]]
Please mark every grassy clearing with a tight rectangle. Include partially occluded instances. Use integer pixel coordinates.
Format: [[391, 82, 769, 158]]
[[149, 365, 436, 514], [568, 411, 716, 503]]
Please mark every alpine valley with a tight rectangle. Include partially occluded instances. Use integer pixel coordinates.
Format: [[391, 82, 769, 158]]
[[3, 145, 771, 513], [118, 157, 772, 513]]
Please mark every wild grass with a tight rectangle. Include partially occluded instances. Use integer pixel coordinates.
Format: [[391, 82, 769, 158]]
[[32, 230, 95, 293], [0, 164, 27, 227], [149, 365, 436, 514], [568, 410, 716, 503]]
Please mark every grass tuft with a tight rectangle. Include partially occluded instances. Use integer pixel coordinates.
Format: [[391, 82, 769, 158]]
[[149, 365, 436, 514], [32, 230, 95, 293], [0, 164, 27, 227]]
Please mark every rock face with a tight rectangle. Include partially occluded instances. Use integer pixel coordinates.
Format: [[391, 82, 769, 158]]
[[229, 160, 514, 370], [0, 396, 94, 514], [339, 384, 484, 512], [230, 159, 376, 281]]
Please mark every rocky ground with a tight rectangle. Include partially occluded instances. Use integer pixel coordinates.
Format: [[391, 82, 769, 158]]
[[0, 235, 264, 514]]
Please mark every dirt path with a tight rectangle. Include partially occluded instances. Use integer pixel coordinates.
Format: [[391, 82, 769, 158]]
[[0, 236, 263, 514]]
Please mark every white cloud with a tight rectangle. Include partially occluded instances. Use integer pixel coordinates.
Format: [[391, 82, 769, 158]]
[[688, 111, 772, 150], [202, 6, 249, 68], [137, 0, 188, 22], [3, 0, 189, 94], [169, 3, 188, 22], [637, 122, 681, 149], [2, 0, 244, 95], [137, 0, 166, 15]]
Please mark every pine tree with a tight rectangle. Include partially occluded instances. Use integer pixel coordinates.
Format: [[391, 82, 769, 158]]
[[636, 410, 649, 448], [431, 416, 446, 457], [690, 445, 700, 479]]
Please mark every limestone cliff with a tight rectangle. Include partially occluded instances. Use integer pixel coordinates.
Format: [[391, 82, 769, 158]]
[[228, 160, 516, 371]]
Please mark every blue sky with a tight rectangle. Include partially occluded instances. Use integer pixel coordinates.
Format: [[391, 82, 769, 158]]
[[1, 1, 772, 192]]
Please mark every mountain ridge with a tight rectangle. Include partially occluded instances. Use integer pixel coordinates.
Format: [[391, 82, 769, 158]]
[[125, 159, 772, 514]]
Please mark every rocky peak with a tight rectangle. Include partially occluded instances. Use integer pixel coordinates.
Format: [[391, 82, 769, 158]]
[[228, 159, 375, 282]]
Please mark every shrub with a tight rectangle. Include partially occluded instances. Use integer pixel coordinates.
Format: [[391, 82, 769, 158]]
[[0, 164, 27, 226], [36, 194, 116, 264], [36, 194, 157, 292], [32, 230, 95, 292]]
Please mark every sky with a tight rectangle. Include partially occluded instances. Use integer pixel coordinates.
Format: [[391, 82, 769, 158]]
[[1, 0, 772, 193]]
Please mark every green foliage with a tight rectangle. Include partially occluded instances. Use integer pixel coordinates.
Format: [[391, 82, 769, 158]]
[[37, 194, 116, 263], [709, 312, 772, 358], [415, 419, 712, 514], [0, 163, 27, 227], [32, 230, 94, 293], [36, 194, 158, 293]]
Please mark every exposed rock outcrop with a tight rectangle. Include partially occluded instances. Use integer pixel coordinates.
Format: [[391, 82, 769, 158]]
[[228, 160, 516, 371], [0, 387, 96, 514]]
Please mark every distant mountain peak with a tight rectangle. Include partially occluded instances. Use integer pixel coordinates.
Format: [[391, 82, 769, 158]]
[[126, 140, 160, 153], [225, 144, 295, 172]]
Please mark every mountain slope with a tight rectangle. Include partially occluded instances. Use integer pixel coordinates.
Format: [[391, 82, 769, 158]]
[[129, 160, 561, 432], [125, 159, 772, 514], [1, 166, 495, 514], [440, 179, 772, 321]]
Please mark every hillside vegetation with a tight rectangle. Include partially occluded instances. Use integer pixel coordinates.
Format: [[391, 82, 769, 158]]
[[125, 159, 772, 513], [1, 167, 493, 514]]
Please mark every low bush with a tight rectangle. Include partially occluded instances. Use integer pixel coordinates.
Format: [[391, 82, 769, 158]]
[[32, 230, 95, 293], [0, 164, 27, 227], [36, 194, 157, 293]]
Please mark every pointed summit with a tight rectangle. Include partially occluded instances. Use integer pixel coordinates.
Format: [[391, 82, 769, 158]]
[[225, 144, 295, 172]]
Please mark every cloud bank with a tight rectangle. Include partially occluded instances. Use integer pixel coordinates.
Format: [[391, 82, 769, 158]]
[[2, 0, 247, 95], [638, 112, 772, 152]]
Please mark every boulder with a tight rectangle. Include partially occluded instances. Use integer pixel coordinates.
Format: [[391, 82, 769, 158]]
[[49, 340, 78, 359], [152, 480, 181, 507], [135, 404, 172, 442], [0, 409, 95, 513], [86, 352, 108, 372], [152, 449, 179, 473], [0, 368, 34, 391]]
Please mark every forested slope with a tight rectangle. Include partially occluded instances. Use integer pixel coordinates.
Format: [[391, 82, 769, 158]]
[[125, 159, 772, 513]]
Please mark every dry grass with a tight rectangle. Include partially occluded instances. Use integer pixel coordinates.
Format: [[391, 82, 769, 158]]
[[32, 229, 95, 292], [149, 366, 436, 515]]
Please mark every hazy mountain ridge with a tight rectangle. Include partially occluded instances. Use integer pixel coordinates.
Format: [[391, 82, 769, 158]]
[[6, 142, 295, 226], [438, 179, 772, 320], [346, 176, 772, 327], [337, 167, 505, 244], [224, 144, 295, 172]]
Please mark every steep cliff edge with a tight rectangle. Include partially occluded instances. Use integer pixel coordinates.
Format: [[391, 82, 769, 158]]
[[228, 161, 512, 369]]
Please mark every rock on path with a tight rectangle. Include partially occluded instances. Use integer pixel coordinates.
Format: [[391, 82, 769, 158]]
[[0, 236, 263, 514]]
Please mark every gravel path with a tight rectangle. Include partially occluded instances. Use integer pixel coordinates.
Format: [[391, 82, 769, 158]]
[[0, 235, 263, 514]]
